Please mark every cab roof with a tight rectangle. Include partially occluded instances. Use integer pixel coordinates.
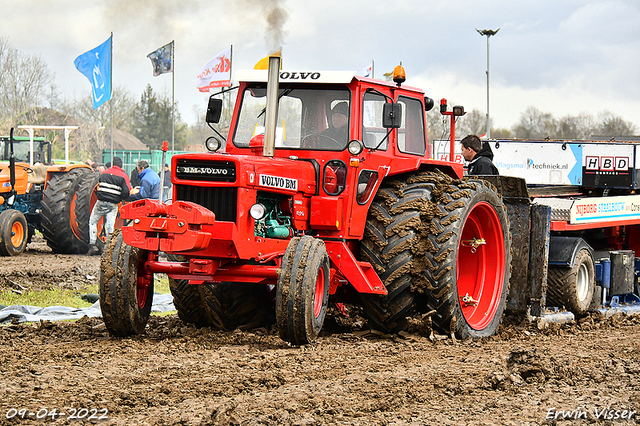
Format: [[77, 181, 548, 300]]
[[234, 69, 425, 94]]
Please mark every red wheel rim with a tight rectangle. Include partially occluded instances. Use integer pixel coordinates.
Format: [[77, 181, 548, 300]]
[[456, 201, 505, 330], [136, 252, 151, 310], [11, 220, 24, 248], [313, 267, 325, 318]]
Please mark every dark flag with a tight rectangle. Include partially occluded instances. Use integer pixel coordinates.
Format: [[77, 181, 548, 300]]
[[147, 41, 174, 76]]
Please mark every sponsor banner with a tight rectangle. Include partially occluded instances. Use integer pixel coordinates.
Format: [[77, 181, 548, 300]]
[[570, 195, 640, 224], [197, 46, 232, 92], [259, 174, 298, 191], [492, 141, 581, 185]]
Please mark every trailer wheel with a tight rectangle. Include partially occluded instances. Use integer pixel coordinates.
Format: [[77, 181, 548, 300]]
[[41, 168, 93, 254], [360, 182, 432, 332], [99, 230, 154, 336], [424, 178, 511, 339], [0, 210, 28, 256], [547, 249, 595, 316], [276, 235, 330, 345]]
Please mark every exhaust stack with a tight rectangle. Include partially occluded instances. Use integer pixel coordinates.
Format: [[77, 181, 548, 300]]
[[264, 55, 281, 157]]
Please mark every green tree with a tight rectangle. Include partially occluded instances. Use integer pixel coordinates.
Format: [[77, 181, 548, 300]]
[[132, 85, 187, 150]]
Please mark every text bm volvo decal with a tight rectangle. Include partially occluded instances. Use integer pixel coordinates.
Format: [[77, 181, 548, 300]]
[[259, 174, 298, 190]]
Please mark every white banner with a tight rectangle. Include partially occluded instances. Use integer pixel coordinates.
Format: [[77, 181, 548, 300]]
[[197, 46, 232, 92]]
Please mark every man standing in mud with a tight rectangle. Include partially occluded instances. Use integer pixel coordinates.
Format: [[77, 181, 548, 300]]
[[461, 134, 499, 176], [87, 156, 131, 255]]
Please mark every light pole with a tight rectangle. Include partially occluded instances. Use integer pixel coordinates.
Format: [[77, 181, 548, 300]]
[[476, 28, 499, 139]]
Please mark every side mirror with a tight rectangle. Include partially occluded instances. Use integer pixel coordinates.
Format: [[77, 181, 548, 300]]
[[382, 103, 402, 129], [206, 98, 223, 123]]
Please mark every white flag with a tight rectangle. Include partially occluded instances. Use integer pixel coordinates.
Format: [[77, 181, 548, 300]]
[[197, 46, 232, 92], [357, 62, 373, 78]]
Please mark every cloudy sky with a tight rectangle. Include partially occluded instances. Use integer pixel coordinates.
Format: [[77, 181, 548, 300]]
[[1, 0, 639, 131]]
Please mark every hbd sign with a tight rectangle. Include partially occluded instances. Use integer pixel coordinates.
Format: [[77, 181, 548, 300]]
[[585, 156, 629, 172]]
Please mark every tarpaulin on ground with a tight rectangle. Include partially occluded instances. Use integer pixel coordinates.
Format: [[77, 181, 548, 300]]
[[0, 294, 175, 324]]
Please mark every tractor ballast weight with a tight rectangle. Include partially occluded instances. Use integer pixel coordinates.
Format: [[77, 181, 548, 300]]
[[103, 60, 512, 344]]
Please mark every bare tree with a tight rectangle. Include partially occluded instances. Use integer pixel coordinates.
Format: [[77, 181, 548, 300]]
[[456, 108, 486, 137], [512, 107, 557, 139], [0, 37, 54, 123], [596, 111, 637, 137], [69, 86, 137, 132]]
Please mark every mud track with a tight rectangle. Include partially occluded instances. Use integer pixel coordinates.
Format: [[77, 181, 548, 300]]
[[1, 237, 639, 425]]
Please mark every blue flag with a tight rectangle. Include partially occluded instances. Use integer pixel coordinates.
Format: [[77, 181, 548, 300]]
[[74, 36, 112, 109]]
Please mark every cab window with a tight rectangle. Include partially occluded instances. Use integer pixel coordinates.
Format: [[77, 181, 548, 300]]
[[397, 95, 426, 155], [362, 91, 388, 150]]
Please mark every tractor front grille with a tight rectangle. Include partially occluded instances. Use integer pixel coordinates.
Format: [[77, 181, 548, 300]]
[[175, 185, 237, 223]]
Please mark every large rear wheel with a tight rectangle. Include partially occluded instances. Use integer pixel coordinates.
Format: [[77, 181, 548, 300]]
[[423, 178, 511, 339], [276, 235, 330, 345], [41, 168, 93, 254], [0, 209, 28, 256], [99, 230, 154, 336]]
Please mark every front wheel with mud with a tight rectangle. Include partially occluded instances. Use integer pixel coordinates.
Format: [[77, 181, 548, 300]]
[[99, 230, 154, 336], [276, 235, 330, 345]]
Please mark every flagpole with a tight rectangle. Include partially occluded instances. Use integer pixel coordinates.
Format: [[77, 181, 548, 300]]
[[110, 32, 114, 165], [171, 40, 175, 155]]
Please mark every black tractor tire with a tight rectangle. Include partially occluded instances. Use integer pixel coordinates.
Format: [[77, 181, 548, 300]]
[[276, 235, 331, 345], [198, 282, 275, 332], [99, 230, 154, 336], [361, 173, 511, 340], [167, 254, 209, 326], [40, 168, 93, 254], [547, 249, 595, 316], [360, 181, 433, 333], [0, 209, 28, 256], [75, 171, 103, 252]]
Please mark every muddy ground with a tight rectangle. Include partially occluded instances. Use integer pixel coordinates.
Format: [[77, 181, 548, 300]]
[[1, 237, 639, 425]]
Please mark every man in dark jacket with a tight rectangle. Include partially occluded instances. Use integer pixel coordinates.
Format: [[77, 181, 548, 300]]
[[87, 156, 131, 255], [461, 134, 499, 176]]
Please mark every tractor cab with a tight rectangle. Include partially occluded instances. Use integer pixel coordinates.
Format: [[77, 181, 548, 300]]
[[0, 136, 52, 165]]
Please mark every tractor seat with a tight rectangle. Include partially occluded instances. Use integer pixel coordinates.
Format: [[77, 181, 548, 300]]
[[28, 164, 48, 184]]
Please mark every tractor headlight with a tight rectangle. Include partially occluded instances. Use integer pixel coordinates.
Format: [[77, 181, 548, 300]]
[[250, 203, 267, 220], [205, 136, 222, 152], [348, 140, 364, 155]]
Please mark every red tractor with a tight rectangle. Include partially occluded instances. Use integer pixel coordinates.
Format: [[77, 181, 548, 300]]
[[99, 58, 511, 344]]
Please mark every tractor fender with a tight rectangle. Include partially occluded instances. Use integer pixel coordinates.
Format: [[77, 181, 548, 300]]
[[548, 236, 593, 268]]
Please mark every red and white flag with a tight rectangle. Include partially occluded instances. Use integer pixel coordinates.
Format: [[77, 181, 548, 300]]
[[197, 46, 232, 92]]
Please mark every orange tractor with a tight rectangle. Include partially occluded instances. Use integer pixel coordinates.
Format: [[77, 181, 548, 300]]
[[99, 58, 514, 344], [0, 130, 96, 255]]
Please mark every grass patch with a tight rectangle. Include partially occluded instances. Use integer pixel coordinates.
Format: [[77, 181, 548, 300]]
[[0, 276, 172, 309]]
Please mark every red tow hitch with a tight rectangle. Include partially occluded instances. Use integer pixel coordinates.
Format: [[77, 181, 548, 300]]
[[120, 200, 216, 252]]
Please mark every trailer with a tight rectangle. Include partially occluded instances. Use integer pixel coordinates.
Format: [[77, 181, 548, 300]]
[[433, 138, 640, 318]]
